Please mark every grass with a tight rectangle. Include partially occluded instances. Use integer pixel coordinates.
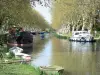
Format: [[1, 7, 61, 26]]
[[0, 36, 62, 75], [0, 63, 62, 75], [0, 44, 41, 75], [54, 32, 71, 39], [0, 63, 39, 75], [0, 45, 40, 75]]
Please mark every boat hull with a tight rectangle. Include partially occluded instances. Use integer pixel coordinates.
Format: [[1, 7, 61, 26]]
[[39, 66, 64, 74], [69, 31, 96, 42], [7, 42, 33, 47], [69, 37, 96, 42]]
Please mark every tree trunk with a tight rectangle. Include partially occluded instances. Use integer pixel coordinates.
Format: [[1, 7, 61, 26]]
[[82, 17, 86, 31], [89, 20, 93, 33], [72, 25, 75, 31]]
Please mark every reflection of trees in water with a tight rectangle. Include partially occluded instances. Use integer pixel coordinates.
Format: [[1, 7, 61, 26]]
[[70, 42, 95, 52], [31, 36, 100, 74], [31, 35, 49, 56], [60, 39, 72, 52], [96, 50, 100, 72], [95, 41, 100, 72], [51, 38, 98, 75]]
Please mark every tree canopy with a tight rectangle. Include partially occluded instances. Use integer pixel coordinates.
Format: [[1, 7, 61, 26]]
[[52, 0, 100, 32], [0, 0, 50, 31]]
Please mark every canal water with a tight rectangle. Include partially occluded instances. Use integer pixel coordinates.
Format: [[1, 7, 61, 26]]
[[30, 34, 100, 75]]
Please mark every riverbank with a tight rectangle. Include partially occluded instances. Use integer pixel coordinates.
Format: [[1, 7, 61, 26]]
[[94, 34, 100, 40], [55, 32, 100, 41], [54, 33, 70, 39], [0, 45, 40, 75], [94, 37, 100, 41], [0, 45, 61, 75], [0, 63, 40, 75]]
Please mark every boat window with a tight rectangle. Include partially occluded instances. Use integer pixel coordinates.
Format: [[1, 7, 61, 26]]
[[83, 32, 86, 33], [82, 32, 88, 34], [75, 33, 79, 35]]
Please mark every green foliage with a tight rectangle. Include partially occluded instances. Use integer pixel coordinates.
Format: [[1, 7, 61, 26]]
[[52, 0, 100, 31], [0, 45, 7, 59], [0, 64, 39, 75], [54, 33, 70, 39], [0, 0, 50, 31], [0, 34, 8, 45], [6, 52, 15, 59], [0, 63, 62, 75]]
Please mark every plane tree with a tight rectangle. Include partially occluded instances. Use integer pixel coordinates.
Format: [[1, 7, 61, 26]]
[[52, 0, 100, 33]]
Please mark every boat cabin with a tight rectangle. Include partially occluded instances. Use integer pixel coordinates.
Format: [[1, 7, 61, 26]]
[[70, 31, 95, 42], [72, 31, 91, 37]]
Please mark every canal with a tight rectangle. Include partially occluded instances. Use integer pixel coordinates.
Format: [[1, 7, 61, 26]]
[[29, 34, 100, 75]]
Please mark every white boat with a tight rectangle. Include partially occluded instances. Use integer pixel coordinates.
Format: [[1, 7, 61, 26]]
[[70, 31, 95, 42]]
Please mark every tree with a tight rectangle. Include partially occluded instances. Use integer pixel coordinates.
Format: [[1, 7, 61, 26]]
[[30, 0, 51, 7], [52, 0, 100, 33], [0, 0, 50, 32]]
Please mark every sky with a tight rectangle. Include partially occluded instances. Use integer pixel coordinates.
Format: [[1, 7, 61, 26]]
[[34, 2, 52, 24]]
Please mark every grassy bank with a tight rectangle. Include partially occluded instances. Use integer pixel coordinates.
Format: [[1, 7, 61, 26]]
[[0, 63, 62, 75], [0, 45, 40, 75], [55, 32, 100, 41], [94, 32, 100, 40], [54, 33, 70, 39], [0, 63, 39, 75]]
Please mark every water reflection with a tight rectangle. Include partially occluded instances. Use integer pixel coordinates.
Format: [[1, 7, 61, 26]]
[[32, 35, 49, 55], [70, 42, 95, 52], [31, 35, 100, 75], [52, 38, 97, 75], [31, 40, 52, 66]]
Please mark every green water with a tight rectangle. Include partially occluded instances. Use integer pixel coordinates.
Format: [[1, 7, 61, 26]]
[[31, 35, 100, 75]]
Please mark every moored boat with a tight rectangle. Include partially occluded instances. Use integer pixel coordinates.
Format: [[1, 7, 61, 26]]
[[69, 31, 96, 42], [39, 65, 64, 74], [7, 26, 33, 47], [7, 42, 33, 47], [31, 31, 37, 35]]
